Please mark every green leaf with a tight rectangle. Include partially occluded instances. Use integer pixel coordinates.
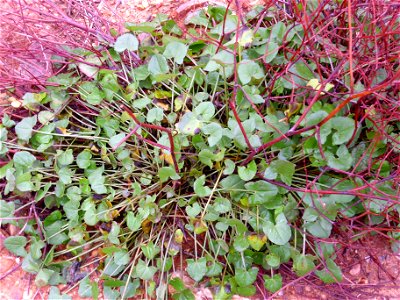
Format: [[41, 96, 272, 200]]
[[148, 54, 169, 75], [270, 21, 286, 43], [330, 117, 355, 145], [125, 21, 157, 33], [0, 200, 15, 220], [263, 274, 282, 293], [57, 149, 74, 166], [58, 167, 73, 185], [158, 166, 180, 183], [48, 287, 72, 300], [141, 241, 161, 260], [15, 172, 34, 192], [21, 253, 40, 274], [235, 285, 256, 297], [266, 253, 281, 268], [2, 113, 15, 128], [264, 159, 296, 186], [103, 286, 120, 300], [223, 159, 235, 175], [205, 50, 234, 77], [202, 123, 223, 147], [210, 14, 237, 35], [84, 206, 98, 226], [198, 149, 214, 168], [262, 213, 291, 245], [30, 239, 45, 260], [264, 41, 279, 63], [237, 60, 264, 85], [35, 268, 54, 287], [135, 259, 157, 280], [38, 111, 54, 125], [147, 107, 164, 122], [114, 249, 130, 266], [193, 175, 212, 197], [114, 33, 139, 52], [4, 168, 16, 195], [88, 167, 107, 194], [45, 220, 69, 245], [234, 267, 258, 287], [22, 92, 46, 110], [175, 111, 202, 135], [13, 151, 36, 168], [284, 61, 314, 88], [48, 72, 78, 86], [293, 254, 315, 276], [315, 258, 343, 283], [213, 197, 231, 214], [169, 277, 186, 292], [238, 160, 257, 181], [194, 102, 215, 121], [186, 257, 207, 282], [78, 277, 93, 298], [292, 61, 314, 80], [206, 261, 223, 277], [4, 236, 27, 257], [108, 221, 120, 245], [78, 55, 102, 78], [79, 81, 104, 105], [326, 145, 353, 171], [127, 212, 142, 232], [15, 115, 37, 141], [163, 42, 188, 64], [245, 180, 279, 205], [233, 234, 250, 252], [304, 216, 333, 238], [186, 202, 202, 218], [77, 150, 92, 169], [109, 133, 126, 150]]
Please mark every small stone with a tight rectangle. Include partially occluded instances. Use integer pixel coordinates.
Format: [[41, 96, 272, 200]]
[[349, 263, 361, 276], [138, 0, 149, 9]]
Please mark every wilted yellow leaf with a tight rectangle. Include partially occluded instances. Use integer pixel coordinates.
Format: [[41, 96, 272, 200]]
[[56, 127, 72, 135], [284, 102, 302, 119], [306, 78, 334, 94], [9, 97, 22, 108], [90, 144, 99, 152], [194, 219, 208, 234], [174, 229, 184, 244], [160, 151, 174, 165], [239, 29, 254, 47], [247, 234, 267, 251], [141, 219, 152, 234]]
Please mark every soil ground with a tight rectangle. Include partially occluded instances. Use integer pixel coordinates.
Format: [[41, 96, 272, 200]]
[[1, 0, 400, 299]]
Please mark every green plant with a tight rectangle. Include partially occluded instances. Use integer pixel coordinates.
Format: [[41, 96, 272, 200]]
[[0, 2, 399, 299]]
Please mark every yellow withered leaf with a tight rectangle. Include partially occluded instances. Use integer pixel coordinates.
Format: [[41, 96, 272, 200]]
[[141, 219, 152, 234], [306, 78, 334, 95], [174, 229, 184, 244], [247, 234, 267, 251], [284, 102, 302, 119], [193, 219, 208, 234], [90, 144, 99, 153], [56, 127, 72, 135], [160, 151, 174, 165], [9, 97, 22, 108]]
